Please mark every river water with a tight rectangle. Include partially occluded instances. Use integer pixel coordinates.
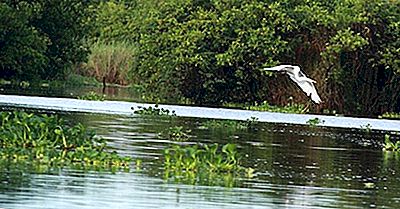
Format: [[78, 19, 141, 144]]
[[1, 111, 399, 209]]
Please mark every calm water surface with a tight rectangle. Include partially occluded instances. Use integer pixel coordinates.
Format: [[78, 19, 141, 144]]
[[1, 112, 399, 209], [0, 84, 142, 102]]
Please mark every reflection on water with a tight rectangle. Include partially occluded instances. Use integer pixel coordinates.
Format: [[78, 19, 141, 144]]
[[0, 84, 142, 102], [1, 113, 400, 209]]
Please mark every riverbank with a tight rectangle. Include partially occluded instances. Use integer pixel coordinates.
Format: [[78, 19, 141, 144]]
[[1, 94, 399, 132]]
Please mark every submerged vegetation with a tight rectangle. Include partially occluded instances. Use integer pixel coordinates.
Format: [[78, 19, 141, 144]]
[[0, 111, 130, 170], [164, 143, 253, 186]]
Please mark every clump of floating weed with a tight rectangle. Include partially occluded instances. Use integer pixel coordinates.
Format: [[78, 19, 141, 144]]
[[225, 101, 306, 114], [306, 117, 324, 127], [0, 111, 130, 170], [163, 143, 254, 186], [159, 126, 191, 141], [379, 112, 400, 119], [200, 117, 259, 130], [132, 104, 176, 116], [78, 91, 105, 101], [383, 134, 400, 152], [360, 123, 372, 133]]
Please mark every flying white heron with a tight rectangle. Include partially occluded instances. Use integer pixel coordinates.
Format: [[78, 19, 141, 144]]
[[262, 65, 322, 104]]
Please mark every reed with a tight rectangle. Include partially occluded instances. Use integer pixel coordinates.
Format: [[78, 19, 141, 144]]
[[82, 41, 136, 85]]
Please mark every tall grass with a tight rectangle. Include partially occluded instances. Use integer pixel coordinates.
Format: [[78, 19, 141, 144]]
[[81, 41, 136, 85]]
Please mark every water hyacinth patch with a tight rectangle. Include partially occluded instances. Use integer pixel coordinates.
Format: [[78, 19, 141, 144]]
[[0, 111, 131, 170], [163, 143, 254, 186]]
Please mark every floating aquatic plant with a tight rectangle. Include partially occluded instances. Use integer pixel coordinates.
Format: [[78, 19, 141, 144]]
[[19, 81, 30, 88], [132, 104, 176, 116], [364, 182, 375, 189], [383, 134, 400, 152], [200, 117, 259, 130], [77, 91, 105, 101], [379, 112, 400, 119], [225, 101, 307, 114], [159, 126, 191, 141], [360, 123, 372, 133], [0, 111, 130, 170], [163, 143, 253, 186], [306, 117, 324, 127]]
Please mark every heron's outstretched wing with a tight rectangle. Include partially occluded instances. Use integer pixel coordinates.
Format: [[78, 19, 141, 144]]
[[291, 79, 322, 104], [262, 65, 294, 71]]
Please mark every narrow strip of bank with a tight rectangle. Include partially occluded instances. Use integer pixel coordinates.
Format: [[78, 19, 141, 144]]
[[1, 94, 399, 132]]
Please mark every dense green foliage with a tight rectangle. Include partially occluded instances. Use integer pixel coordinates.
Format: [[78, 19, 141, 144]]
[[0, 0, 91, 80], [0, 111, 130, 169], [90, 0, 399, 115], [130, 0, 291, 104], [0, 2, 47, 79]]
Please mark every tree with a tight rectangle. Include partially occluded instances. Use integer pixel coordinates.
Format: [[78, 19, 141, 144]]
[[0, 2, 48, 79], [0, 0, 92, 80]]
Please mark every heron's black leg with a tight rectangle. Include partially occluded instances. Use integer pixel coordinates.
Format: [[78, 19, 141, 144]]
[[102, 77, 106, 94]]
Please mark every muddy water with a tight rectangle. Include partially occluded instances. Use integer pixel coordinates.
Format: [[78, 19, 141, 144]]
[[1, 112, 399, 209]]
